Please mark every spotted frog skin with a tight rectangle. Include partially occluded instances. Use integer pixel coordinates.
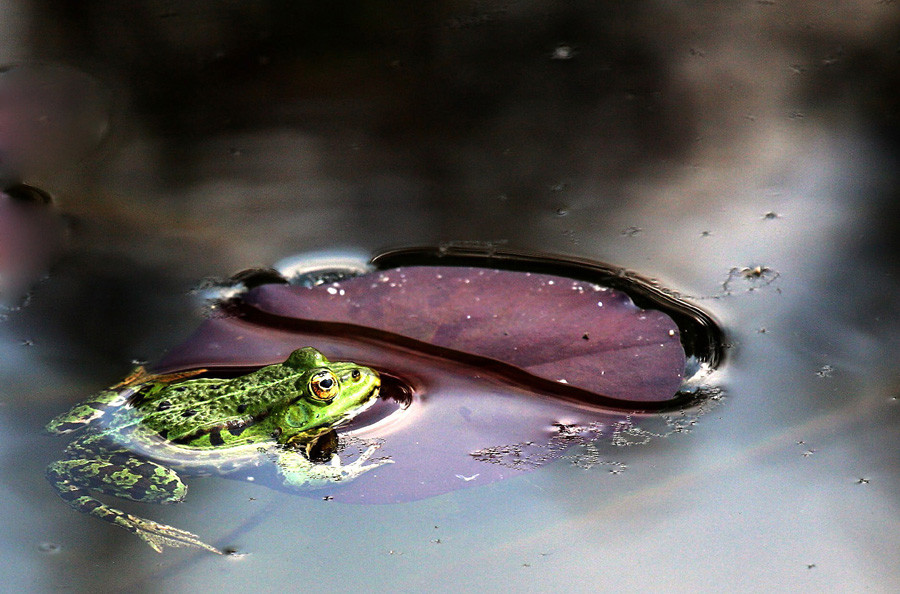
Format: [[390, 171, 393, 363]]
[[45, 347, 388, 554]]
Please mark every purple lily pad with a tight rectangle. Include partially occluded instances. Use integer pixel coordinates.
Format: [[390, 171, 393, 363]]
[[244, 267, 685, 403], [0, 189, 65, 307], [155, 264, 693, 503]]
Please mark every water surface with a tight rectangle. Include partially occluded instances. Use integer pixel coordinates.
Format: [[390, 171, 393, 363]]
[[2, 3, 899, 591]]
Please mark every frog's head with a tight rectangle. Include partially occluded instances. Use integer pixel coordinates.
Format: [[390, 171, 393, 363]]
[[274, 348, 380, 443]]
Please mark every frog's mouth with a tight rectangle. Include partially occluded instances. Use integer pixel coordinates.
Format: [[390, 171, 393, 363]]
[[280, 388, 379, 450], [340, 385, 381, 423]]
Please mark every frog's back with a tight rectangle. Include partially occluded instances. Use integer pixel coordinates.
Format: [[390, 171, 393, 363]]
[[129, 368, 301, 446]]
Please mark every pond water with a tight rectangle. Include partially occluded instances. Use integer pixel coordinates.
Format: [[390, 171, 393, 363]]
[[2, 4, 900, 592]]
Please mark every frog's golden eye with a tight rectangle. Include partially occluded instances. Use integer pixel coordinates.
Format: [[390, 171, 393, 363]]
[[309, 371, 339, 402], [350, 369, 361, 381]]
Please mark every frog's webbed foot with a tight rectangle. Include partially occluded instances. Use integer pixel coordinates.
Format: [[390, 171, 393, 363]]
[[122, 514, 222, 555], [328, 445, 395, 478], [46, 456, 221, 554], [277, 444, 393, 489], [47, 477, 221, 554]]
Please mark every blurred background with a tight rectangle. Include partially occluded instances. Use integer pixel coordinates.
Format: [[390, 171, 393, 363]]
[[1, 1, 899, 591]]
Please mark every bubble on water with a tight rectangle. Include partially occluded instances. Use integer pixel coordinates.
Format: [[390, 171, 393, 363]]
[[816, 365, 834, 378], [621, 226, 642, 237], [763, 211, 780, 220], [274, 250, 373, 285]]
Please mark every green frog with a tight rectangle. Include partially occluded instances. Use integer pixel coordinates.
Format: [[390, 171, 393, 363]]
[[45, 347, 389, 554]]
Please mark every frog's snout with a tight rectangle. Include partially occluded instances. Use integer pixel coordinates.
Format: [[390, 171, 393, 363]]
[[365, 368, 381, 396]]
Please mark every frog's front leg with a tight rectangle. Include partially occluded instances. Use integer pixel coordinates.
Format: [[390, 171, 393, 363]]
[[276, 445, 393, 489], [46, 450, 220, 554]]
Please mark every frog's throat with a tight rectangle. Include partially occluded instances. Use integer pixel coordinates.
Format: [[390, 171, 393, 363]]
[[282, 425, 331, 447]]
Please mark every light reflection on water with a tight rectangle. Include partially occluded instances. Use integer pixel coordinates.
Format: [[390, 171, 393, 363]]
[[2, 2, 900, 592]]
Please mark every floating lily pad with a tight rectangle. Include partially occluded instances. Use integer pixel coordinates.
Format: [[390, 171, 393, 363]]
[[0, 187, 65, 309], [243, 266, 685, 403], [155, 249, 723, 502]]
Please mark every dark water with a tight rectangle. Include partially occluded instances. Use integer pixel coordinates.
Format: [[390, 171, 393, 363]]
[[2, 3, 899, 591]]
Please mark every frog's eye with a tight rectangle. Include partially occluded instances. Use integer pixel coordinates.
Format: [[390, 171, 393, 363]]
[[350, 369, 361, 381], [309, 370, 339, 402]]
